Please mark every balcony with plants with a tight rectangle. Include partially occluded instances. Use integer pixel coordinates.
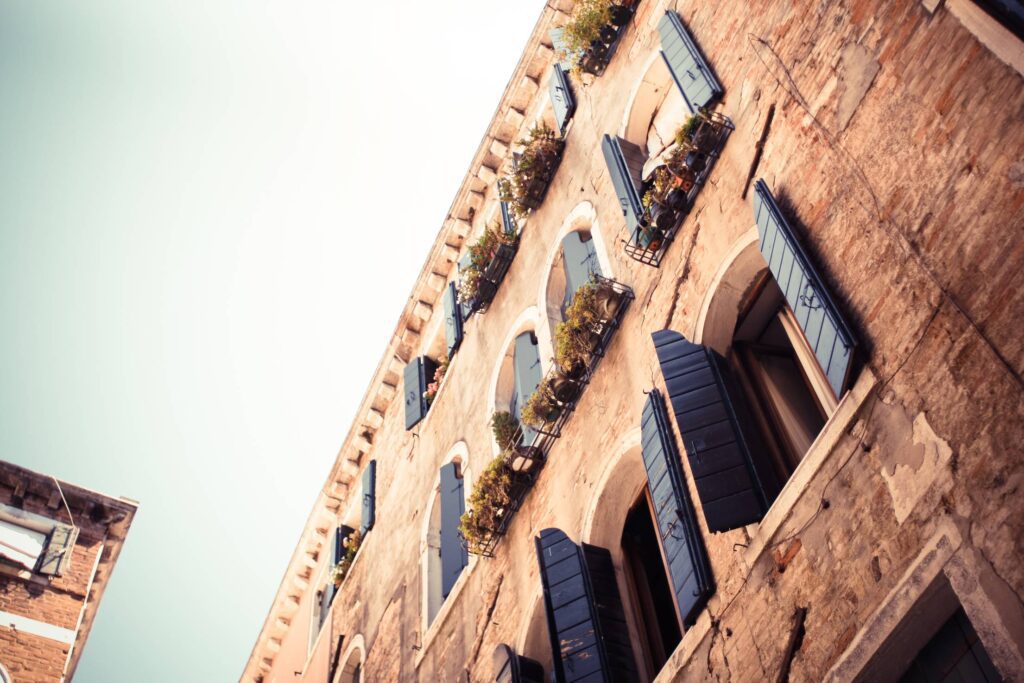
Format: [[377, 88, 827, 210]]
[[456, 218, 519, 315], [460, 276, 632, 557], [498, 124, 565, 222], [552, 0, 637, 81]]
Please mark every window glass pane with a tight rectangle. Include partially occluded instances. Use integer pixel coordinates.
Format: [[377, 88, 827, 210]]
[[0, 520, 46, 569]]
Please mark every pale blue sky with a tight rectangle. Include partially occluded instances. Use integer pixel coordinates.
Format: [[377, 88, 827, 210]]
[[0, 2, 540, 680]]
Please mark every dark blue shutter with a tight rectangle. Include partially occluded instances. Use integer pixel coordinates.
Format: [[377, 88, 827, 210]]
[[444, 281, 464, 356], [439, 462, 468, 599], [493, 644, 546, 683], [561, 232, 601, 309], [334, 525, 354, 564], [641, 390, 714, 627], [549, 64, 576, 137], [535, 529, 638, 683], [657, 12, 723, 114], [500, 201, 518, 237], [601, 135, 646, 234], [753, 180, 857, 398], [319, 583, 335, 630], [512, 332, 543, 445], [360, 460, 376, 534], [652, 330, 777, 532]]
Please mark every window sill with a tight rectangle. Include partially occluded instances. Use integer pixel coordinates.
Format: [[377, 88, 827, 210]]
[[741, 367, 877, 570], [414, 555, 480, 669]]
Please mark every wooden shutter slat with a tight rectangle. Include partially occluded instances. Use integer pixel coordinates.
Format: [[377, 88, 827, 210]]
[[641, 391, 715, 628], [601, 134, 646, 234], [753, 180, 856, 398], [535, 529, 638, 683], [513, 332, 543, 445], [360, 460, 376, 534], [652, 330, 777, 532], [657, 11, 723, 113], [493, 644, 546, 683], [444, 281, 464, 357], [439, 462, 468, 599], [561, 232, 601, 308], [404, 358, 426, 430]]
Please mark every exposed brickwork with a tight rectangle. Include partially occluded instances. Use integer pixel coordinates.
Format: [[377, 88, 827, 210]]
[[253, 0, 1024, 681], [0, 629, 68, 683]]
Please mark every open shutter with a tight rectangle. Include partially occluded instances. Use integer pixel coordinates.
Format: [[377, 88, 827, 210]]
[[493, 644, 546, 683], [641, 390, 714, 627], [549, 64, 576, 137], [439, 462, 468, 599], [37, 523, 78, 577], [360, 460, 376, 534], [335, 525, 355, 564], [444, 281, 464, 357], [549, 28, 575, 71], [513, 332, 544, 446], [753, 180, 857, 398], [652, 330, 778, 532], [319, 582, 336, 630], [561, 232, 601, 309], [657, 12, 723, 114], [404, 358, 426, 430], [601, 135, 646, 234], [500, 201, 518, 238], [535, 528, 638, 682]]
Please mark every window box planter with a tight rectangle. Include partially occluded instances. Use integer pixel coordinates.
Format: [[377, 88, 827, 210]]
[[499, 124, 565, 220], [460, 447, 544, 558], [624, 112, 734, 267], [554, 1, 636, 79], [458, 225, 519, 315]]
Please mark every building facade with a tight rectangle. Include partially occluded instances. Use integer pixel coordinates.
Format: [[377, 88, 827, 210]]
[[243, 0, 1024, 681], [0, 461, 136, 682]]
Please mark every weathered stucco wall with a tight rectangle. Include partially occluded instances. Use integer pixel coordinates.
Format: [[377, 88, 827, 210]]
[[253, 0, 1024, 681]]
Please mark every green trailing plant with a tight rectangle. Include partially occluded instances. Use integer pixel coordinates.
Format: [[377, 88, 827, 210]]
[[330, 529, 362, 586], [675, 112, 705, 146], [554, 283, 602, 372], [491, 410, 520, 449], [521, 376, 561, 428], [459, 455, 514, 551]]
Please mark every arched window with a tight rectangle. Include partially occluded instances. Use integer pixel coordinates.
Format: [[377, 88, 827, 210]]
[[423, 449, 470, 629], [557, 231, 601, 313], [335, 637, 365, 683]]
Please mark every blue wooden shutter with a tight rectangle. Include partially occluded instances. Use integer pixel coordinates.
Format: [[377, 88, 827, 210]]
[[444, 281, 464, 357], [319, 583, 335, 630], [535, 529, 638, 682], [549, 64, 576, 137], [439, 462, 468, 599], [601, 134, 646, 234], [652, 330, 777, 532], [657, 12, 723, 114], [500, 201, 518, 237], [641, 390, 714, 627], [549, 28, 575, 71], [404, 357, 438, 430], [458, 251, 476, 320], [37, 524, 78, 576], [561, 232, 601, 309], [493, 644, 546, 683], [512, 332, 543, 445], [360, 460, 376, 534], [334, 525, 354, 564], [753, 180, 857, 398]]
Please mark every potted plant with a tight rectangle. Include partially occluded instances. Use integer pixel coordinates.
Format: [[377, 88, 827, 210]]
[[521, 376, 562, 429], [460, 456, 514, 552], [491, 410, 520, 449], [424, 355, 449, 406], [458, 224, 519, 305], [330, 529, 362, 587]]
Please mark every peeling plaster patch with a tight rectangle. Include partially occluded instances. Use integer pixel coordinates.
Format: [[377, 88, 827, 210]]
[[836, 43, 880, 131], [881, 412, 954, 524]]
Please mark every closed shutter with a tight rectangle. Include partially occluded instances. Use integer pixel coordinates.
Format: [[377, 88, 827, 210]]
[[444, 281, 464, 357], [493, 644, 546, 683], [641, 390, 714, 627], [753, 180, 857, 398], [549, 64, 576, 137], [360, 460, 376, 534], [439, 462, 468, 599], [601, 135, 646, 234], [535, 528, 638, 682], [652, 330, 778, 532], [37, 523, 78, 577], [657, 11, 723, 114], [561, 232, 602, 309], [512, 332, 543, 446]]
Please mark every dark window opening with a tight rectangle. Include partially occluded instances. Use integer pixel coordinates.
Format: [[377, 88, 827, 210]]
[[899, 607, 1002, 682], [621, 494, 682, 677], [729, 272, 828, 490], [973, 0, 1024, 42]]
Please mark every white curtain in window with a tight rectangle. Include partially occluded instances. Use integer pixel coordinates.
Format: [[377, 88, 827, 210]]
[[0, 519, 46, 569]]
